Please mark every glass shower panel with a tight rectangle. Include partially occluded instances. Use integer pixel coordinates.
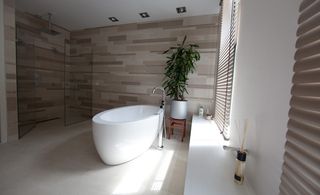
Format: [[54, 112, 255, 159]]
[[64, 51, 92, 125], [16, 40, 37, 138], [16, 20, 66, 137]]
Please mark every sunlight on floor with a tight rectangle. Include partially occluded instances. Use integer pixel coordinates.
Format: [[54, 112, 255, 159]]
[[112, 149, 175, 195], [150, 150, 174, 191], [0, 119, 188, 195]]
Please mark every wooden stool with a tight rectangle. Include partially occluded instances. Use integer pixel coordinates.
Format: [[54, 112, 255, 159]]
[[167, 117, 186, 142]]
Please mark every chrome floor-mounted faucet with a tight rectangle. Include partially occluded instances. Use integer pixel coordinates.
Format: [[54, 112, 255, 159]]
[[152, 86, 166, 148]]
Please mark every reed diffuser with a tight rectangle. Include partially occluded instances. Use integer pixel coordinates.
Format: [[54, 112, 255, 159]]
[[234, 119, 248, 184]]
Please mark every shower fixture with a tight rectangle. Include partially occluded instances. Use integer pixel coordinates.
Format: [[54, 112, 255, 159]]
[[41, 13, 60, 35]]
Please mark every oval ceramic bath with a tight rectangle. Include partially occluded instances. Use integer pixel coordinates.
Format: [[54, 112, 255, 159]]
[[92, 105, 163, 165]]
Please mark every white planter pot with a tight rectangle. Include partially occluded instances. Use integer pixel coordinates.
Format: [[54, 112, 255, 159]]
[[170, 100, 187, 119]]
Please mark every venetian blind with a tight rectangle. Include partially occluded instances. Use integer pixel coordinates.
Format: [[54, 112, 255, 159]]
[[214, 0, 240, 139], [279, 0, 320, 194]]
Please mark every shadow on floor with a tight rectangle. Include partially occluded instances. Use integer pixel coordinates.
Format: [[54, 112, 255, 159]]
[[35, 131, 110, 173]]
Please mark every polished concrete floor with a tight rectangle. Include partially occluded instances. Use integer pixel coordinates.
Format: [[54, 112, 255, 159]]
[[0, 120, 189, 195]]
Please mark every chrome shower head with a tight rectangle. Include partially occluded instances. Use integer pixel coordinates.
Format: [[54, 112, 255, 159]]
[[41, 13, 60, 36]]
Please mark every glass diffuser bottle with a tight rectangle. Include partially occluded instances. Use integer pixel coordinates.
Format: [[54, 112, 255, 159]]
[[234, 150, 246, 184]]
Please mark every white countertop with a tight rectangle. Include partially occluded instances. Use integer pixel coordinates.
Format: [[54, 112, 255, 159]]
[[184, 115, 255, 195]]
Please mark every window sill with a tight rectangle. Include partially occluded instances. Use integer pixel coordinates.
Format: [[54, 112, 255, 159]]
[[184, 115, 255, 195]]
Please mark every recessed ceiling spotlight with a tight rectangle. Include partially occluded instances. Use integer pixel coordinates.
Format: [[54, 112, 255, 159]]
[[139, 12, 150, 18], [108, 17, 119, 22], [176, 6, 187, 14]]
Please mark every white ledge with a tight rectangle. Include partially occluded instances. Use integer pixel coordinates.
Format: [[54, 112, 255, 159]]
[[184, 115, 255, 195]]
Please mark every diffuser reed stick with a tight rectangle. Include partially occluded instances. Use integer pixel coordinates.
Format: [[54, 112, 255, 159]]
[[240, 119, 248, 152]]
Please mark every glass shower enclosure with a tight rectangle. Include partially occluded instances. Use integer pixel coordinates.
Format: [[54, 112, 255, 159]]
[[16, 39, 37, 138], [16, 21, 92, 138], [64, 47, 93, 125]]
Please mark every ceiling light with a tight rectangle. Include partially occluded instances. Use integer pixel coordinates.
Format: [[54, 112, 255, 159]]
[[176, 6, 187, 14], [139, 12, 150, 18], [109, 17, 119, 22]]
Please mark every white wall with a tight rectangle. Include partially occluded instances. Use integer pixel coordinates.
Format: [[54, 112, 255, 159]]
[[0, 0, 8, 143], [229, 0, 300, 194]]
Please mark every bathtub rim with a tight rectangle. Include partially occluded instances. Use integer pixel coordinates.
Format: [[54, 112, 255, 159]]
[[92, 104, 163, 125]]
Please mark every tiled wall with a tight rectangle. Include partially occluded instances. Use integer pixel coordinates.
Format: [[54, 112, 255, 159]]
[[5, 12, 217, 140], [15, 11, 70, 134], [71, 15, 218, 118], [4, 0, 18, 141], [0, 0, 7, 142]]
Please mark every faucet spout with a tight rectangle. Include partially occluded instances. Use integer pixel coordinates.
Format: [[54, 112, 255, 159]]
[[152, 87, 165, 103]]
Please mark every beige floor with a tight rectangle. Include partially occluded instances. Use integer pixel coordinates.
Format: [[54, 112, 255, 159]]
[[0, 120, 189, 195]]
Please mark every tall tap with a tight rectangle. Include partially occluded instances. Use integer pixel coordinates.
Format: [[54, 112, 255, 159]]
[[152, 86, 166, 148]]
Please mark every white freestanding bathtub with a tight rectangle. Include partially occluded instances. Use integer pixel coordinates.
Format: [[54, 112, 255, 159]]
[[92, 105, 163, 165]]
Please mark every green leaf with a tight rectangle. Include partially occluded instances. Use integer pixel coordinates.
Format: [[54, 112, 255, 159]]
[[162, 35, 200, 100]]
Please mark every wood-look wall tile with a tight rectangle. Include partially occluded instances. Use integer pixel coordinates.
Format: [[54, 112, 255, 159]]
[[119, 95, 138, 102], [117, 23, 138, 32], [4, 40, 16, 64], [70, 14, 219, 116], [137, 22, 159, 30], [71, 28, 100, 37], [10, 13, 218, 135], [183, 14, 219, 26], [132, 37, 177, 43], [4, 0, 18, 140], [159, 19, 184, 29], [108, 35, 127, 41]]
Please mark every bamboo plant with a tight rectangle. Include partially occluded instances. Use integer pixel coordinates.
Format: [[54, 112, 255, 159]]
[[162, 36, 200, 100]]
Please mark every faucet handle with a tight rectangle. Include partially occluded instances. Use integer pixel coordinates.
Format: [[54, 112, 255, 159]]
[[223, 145, 248, 153]]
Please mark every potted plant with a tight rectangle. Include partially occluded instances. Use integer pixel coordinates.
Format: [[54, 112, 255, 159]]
[[162, 36, 200, 119]]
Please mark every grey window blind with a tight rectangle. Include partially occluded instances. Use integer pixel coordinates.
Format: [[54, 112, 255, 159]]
[[279, 0, 320, 194], [214, 0, 239, 139]]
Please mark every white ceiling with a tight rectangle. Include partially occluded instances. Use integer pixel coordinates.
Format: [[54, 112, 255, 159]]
[[16, 0, 220, 30]]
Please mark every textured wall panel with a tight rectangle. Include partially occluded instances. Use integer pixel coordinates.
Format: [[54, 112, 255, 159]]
[[71, 15, 218, 120]]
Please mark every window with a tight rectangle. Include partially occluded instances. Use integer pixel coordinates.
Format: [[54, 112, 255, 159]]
[[214, 0, 240, 139]]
